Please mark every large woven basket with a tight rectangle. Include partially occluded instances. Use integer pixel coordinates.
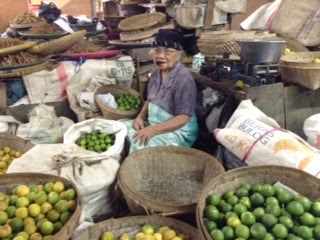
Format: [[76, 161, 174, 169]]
[[196, 165, 320, 240], [118, 146, 225, 215], [280, 51, 320, 90], [197, 30, 276, 57], [72, 215, 199, 240], [0, 133, 34, 153], [0, 172, 82, 240], [119, 12, 166, 31], [95, 84, 141, 120], [28, 30, 86, 55]]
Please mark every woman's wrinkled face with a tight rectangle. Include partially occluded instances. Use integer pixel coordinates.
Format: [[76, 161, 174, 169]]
[[152, 47, 180, 70]]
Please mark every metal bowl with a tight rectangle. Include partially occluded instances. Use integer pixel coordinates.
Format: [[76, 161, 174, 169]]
[[236, 39, 287, 64]]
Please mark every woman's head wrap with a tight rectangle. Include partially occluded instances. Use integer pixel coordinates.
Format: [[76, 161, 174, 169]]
[[151, 29, 184, 50]]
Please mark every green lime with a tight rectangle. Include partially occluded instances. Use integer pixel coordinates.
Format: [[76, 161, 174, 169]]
[[235, 224, 249, 239], [287, 200, 304, 216], [235, 188, 249, 198], [312, 202, 320, 217], [277, 189, 294, 204], [300, 212, 315, 226], [265, 197, 279, 206], [222, 225, 235, 240], [224, 190, 235, 200], [315, 217, 320, 225], [205, 220, 217, 232], [240, 212, 256, 226], [271, 224, 288, 239], [233, 203, 248, 216], [313, 224, 320, 239], [227, 216, 241, 229], [241, 183, 251, 191], [293, 195, 311, 211], [252, 184, 262, 193], [210, 229, 224, 240], [250, 223, 267, 240], [265, 203, 281, 217], [297, 225, 312, 239], [261, 213, 278, 229], [253, 207, 265, 221], [225, 211, 238, 220], [227, 195, 239, 206], [279, 215, 294, 229], [221, 203, 233, 214], [280, 208, 292, 217], [250, 193, 265, 207], [205, 205, 220, 221], [206, 194, 221, 206], [263, 233, 275, 240], [261, 184, 275, 197], [239, 197, 252, 209]]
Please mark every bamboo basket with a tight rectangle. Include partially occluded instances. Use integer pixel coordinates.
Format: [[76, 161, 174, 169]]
[[196, 165, 320, 240], [280, 52, 320, 90], [197, 30, 276, 57], [72, 215, 199, 240], [118, 146, 225, 216], [119, 12, 166, 31], [95, 84, 141, 120], [0, 133, 34, 153], [0, 172, 82, 240], [28, 30, 86, 55]]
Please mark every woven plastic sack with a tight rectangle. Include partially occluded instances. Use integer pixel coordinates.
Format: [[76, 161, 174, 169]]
[[304, 113, 320, 150], [270, 0, 320, 46]]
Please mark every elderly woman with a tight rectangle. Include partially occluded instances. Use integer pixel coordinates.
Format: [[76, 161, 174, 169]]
[[124, 29, 198, 153]]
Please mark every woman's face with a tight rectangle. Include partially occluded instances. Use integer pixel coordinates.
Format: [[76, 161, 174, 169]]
[[152, 47, 180, 71]]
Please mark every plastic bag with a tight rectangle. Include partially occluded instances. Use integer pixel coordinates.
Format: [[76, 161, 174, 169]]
[[38, 2, 61, 23]]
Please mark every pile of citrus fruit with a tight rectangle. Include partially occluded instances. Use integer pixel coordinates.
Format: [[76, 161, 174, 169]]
[[115, 93, 141, 111], [75, 130, 115, 153], [203, 183, 320, 240], [0, 146, 24, 174], [101, 223, 188, 240], [0, 181, 77, 240]]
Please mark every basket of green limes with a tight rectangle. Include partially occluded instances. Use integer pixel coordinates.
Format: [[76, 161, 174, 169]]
[[196, 165, 320, 240], [95, 84, 142, 120]]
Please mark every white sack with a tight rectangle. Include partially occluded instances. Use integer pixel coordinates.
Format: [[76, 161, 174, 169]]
[[240, 0, 282, 30], [304, 113, 320, 149], [7, 143, 120, 221], [16, 104, 74, 144], [77, 92, 100, 112], [63, 118, 127, 161], [0, 115, 20, 135], [214, 100, 320, 178]]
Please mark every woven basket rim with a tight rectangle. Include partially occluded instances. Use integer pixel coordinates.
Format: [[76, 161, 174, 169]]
[[119, 12, 166, 31], [72, 215, 199, 240], [95, 84, 141, 120], [119, 146, 225, 214], [0, 41, 37, 56], [196, 165, 320, 240]]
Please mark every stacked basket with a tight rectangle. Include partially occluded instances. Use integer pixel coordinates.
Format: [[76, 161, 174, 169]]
[[118, 145, 225, 215], [0, 133, 34, 154], [95, 84, 142, 120], [196, 165, 320, 240]]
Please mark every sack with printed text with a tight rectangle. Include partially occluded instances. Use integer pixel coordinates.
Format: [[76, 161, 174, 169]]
[[214, 100, 320, 178]]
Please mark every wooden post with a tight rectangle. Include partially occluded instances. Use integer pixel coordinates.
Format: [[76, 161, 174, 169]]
[[203, 0, 215, 30]]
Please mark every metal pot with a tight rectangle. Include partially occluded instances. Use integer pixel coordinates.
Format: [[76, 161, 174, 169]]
[[236, 39, 287, 64]]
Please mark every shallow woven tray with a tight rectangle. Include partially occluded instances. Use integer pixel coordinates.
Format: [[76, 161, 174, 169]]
[[28, 30, 86, 55], [196, 165, 320, 240], [95, 84, 141, 120], [280, 51, 320, 90], [0, 41, 36, 56], [0, 172, 82, 240], [0, 133, 34, 153], [72, 215, 199, 240], [118, 146, 225, 215], [119, 12, 166, 31]]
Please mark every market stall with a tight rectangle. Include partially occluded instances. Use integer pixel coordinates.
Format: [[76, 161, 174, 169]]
[[1, 0, 320, 239]]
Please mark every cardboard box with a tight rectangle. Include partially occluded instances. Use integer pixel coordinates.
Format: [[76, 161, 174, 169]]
[[0, 1, 28, 33]]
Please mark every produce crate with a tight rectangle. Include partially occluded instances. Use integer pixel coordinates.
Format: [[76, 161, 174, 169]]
[[0, 172, 82, 240], [196, 165, 320, 240], [118, 145, 225, 216], [72, 215, 199, 240]]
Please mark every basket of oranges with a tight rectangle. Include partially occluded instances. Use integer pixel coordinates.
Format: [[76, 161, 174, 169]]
[[95, 84, 142, 120], [196, 165, 320, 240], [0, 133, 34, 174]]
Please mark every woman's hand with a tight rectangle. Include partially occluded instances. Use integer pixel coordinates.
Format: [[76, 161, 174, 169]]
[[133, 126, 157, 146], [133, 116, 145, 131]]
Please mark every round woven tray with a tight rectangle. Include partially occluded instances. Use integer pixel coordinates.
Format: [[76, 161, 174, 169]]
[[95, 84, 141, 120], [118, 146, 225, 215], [0, 41, 36, 56], [196, 165, 320, 240], [0, 172, 82, 240], [119, 12, 166, 31], [28, 30, 85, 55], [280, 51, 320, 90], [72, 215, 199, 240], [0, 133, 34, 153]]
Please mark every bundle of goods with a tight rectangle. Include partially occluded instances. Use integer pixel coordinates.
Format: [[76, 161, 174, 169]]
[[0, 172, 82, 240], [23, 21, 65, 35], [72, 215, 199, 240], [0, 52, 43, 66], [119, 12, 174, 42], [280, 52, 320, 90], [0, 133, 34, 174], [0, 39, 36, 56], [95, 84, 142, 120], [197, 165, 320, 240], [10, 13, 42, 28], [118, 145, 225, 215], [63, 41, 106, 54]]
